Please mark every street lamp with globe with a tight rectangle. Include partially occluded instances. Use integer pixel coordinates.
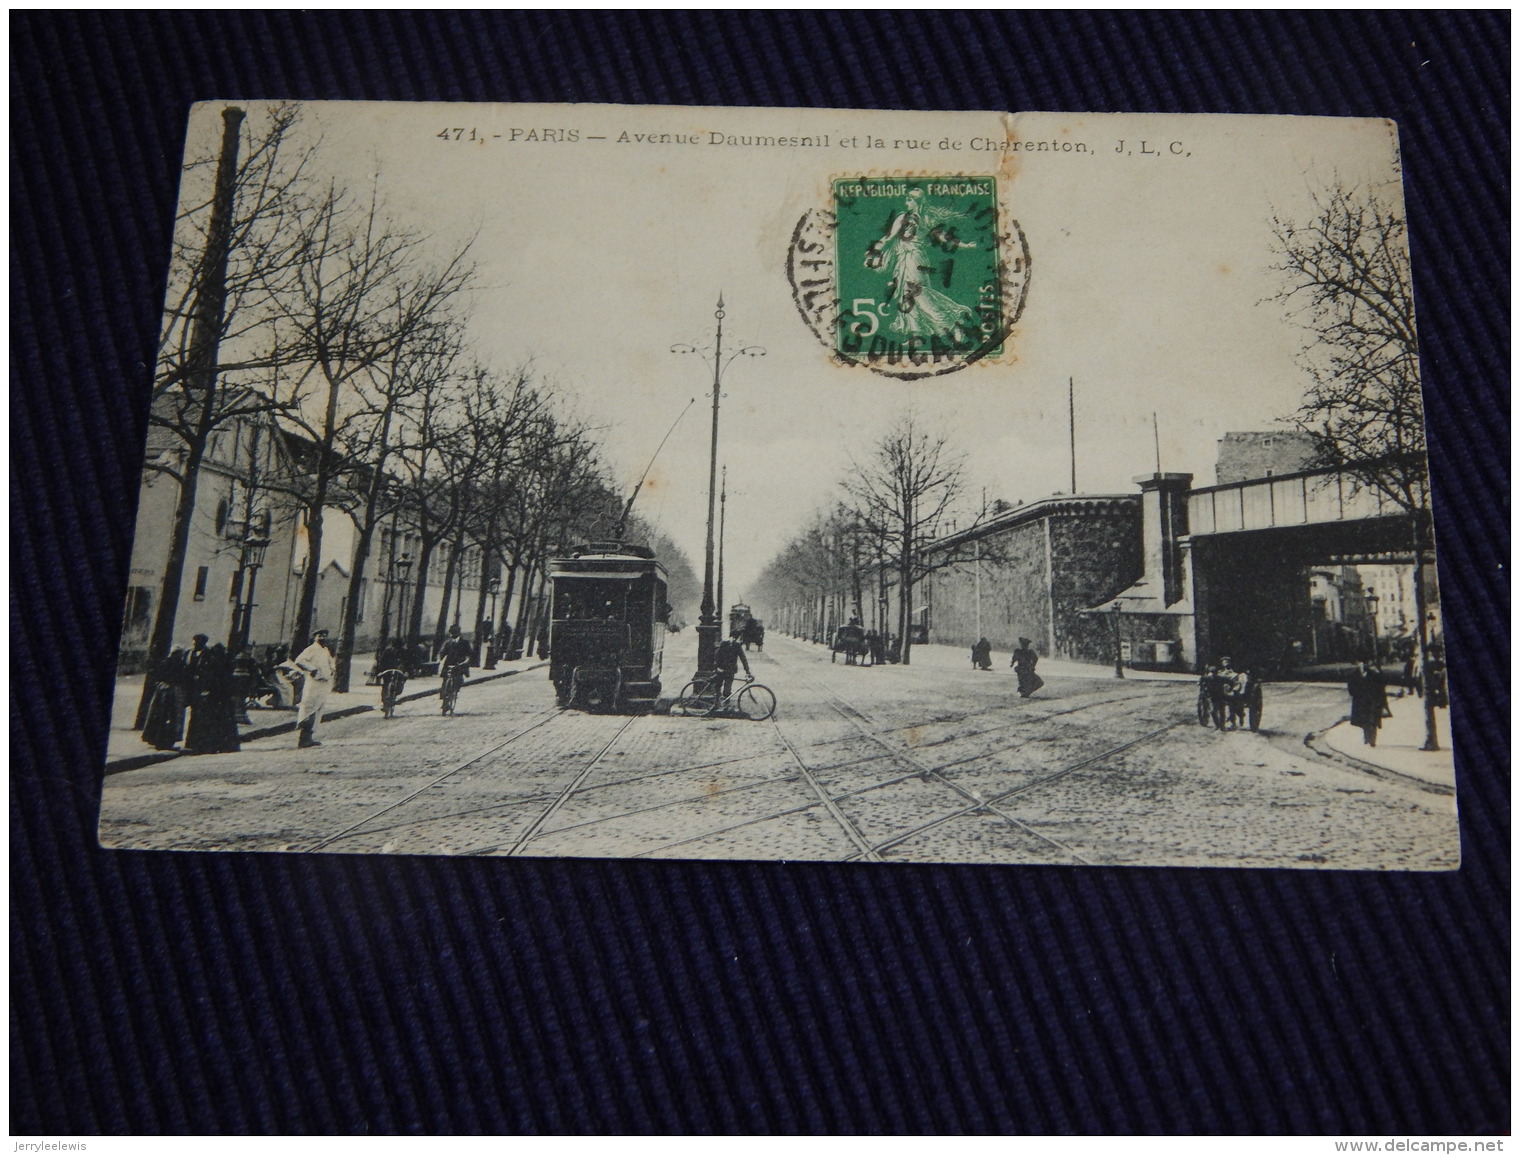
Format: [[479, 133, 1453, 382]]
[[228, 514, 271, 655], [392, 553, 414, 657], [485, 575, 502, 669]]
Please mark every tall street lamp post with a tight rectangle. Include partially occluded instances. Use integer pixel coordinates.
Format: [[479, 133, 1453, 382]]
[[1365, 589, 1380, 662], [393, 553, 414, 657], [485, 575, 501, 669], [228, 515, 271, 654], [1110, 600, 1126, 679], [673, 294, 765, 677], [377, 555, 395, 654]]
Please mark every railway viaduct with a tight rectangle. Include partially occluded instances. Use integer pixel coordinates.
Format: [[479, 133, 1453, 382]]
[[1094, 467, 1429, 674], [927, 466, 1431, 675]]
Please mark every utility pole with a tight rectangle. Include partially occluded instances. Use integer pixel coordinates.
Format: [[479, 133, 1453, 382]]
[[975, 487, 984, 640], [1069, 376, 1077, 493]]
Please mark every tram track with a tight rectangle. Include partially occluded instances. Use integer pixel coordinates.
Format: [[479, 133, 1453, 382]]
[[302, 705, 565, 852], [339, 708, 646, 858], [772, 653, 1104, 865], [852, 720, 1186, 861], [621, 645, 1191, 863], [504, 713, 642, 855], [303, 642, 1200, 863], [338, 720, 898, 854]]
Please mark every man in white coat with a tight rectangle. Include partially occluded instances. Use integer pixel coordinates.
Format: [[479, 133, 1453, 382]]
[[293, 628, 336, 748]]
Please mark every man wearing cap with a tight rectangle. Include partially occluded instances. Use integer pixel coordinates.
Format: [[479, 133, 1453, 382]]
[[293, 628, 336, 748]]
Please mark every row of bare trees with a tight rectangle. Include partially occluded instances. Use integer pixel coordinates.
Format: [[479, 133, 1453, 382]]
[[136, 103, 694, 702], [752, 412, 996, 665]]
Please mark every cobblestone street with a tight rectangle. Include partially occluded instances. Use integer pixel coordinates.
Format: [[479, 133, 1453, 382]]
[[99, 632, 1459, 869]]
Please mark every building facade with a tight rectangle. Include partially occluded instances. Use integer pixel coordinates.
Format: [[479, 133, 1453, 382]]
[[119, 409, 507, 673]]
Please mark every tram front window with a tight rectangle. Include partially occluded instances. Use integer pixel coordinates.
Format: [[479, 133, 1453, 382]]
[[555, 581, 631, 622]]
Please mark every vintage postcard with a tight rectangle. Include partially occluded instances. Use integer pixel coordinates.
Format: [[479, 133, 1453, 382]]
[[100, 102, 1457, 869]]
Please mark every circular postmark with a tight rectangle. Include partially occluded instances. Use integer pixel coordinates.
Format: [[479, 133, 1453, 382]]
[[787, 175, 1030, 380]]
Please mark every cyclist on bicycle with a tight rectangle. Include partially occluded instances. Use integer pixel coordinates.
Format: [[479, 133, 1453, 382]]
[[714, 634, 751, 705], [438, 625, 472, 713], [375, 637, 412, 715], [439, 626, 472, 677]]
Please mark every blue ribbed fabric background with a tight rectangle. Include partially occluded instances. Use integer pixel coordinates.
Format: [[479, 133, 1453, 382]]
[[11, 12, 1508, 1134]]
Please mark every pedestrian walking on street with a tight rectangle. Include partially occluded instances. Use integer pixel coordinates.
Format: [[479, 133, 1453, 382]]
[[971, 637, 993, 671], [293, 629, 336, 748], [1346, 661, 1391, 747], [1011, 637, 1044, 698], [141, 646, 189, 750]]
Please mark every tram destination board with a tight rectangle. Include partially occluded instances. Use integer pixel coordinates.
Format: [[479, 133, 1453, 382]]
[[100, 102, 1460, 870]]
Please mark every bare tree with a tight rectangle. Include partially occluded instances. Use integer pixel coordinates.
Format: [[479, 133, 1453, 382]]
[[329, 320, 467, 690], [269, 183, 475, 656], [752, 508, 859, 644], [1270, 181, 1441, 749], [133, 104, 312, 721], [436, 366, 550, 655], [843, 411, 972, 665], [1270, 183, 1426, 511]]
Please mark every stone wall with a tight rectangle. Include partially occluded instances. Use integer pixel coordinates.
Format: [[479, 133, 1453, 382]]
[[926, 519, 1052, 657], [1049, 505, 1144, 664], [925, 498, 1143, 665]]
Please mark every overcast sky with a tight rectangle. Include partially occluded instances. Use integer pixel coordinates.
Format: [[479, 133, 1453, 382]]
[[182, 102, 1407, 599]]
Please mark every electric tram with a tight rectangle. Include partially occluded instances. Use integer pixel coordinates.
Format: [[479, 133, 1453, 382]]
[[547, 541, 670, 712]]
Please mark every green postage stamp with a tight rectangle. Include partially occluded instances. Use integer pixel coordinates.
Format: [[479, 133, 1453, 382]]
[[832, 176, 1004, 361], [787, 173, 1028, 379]]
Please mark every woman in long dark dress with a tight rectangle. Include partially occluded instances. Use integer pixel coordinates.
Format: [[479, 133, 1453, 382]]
[[1010, 637, 1044, 698], [970, 637, 993, 670], [184, 642, 242, 754], [141, 647, 189, 750]]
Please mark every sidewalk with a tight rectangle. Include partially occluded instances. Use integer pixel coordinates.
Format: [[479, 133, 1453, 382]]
[[1320, 692, 1456, 791], [106, 651, 548, 771]]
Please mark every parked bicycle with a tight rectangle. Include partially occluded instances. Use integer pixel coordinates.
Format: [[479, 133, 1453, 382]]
[[673, 673, 776, 720]]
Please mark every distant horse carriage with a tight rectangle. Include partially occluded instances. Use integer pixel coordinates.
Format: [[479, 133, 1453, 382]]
[[548, 542, 669, 713], [830, 621, 869, 665], [1197, 665, 1263, 732], [730, 603, 765, 650]]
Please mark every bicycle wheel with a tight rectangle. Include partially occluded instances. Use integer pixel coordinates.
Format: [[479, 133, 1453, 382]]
[[382, 688, 396, 719], [1196, 692, 1211, 727], [441, 677, 458, 715], [673, 680, 713, 717], [735, 684, 776, 721]]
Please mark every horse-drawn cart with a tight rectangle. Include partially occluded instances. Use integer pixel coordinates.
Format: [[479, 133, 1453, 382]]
[[830, 622, 869, 665]]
